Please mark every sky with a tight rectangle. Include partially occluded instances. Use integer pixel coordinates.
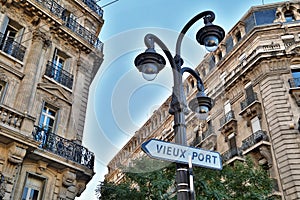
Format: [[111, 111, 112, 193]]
[[76, 0, 285, 199]]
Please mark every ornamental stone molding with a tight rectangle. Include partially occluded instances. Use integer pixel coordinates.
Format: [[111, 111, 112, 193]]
[[7, 142, 27, 164], [259, 145, 273, 168], [274, 2, 300, 23], [62, 169, 76, 187], [36, 161, 48, 175]]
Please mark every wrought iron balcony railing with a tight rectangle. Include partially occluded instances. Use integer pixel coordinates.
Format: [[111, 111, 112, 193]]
[[222, 147, 241, 162], [32, 126, 94, 169], [81, 0, 103, 17], [191, 136, 201, 147], [191, 126, 215, 147], [63, 18, 103, 49], [219, 110, 235, 127], [45, 61, 73, 89], [202, 126, 215, 140], [241, 130, 269, 151], [35, 0, 64, 17], [34, 0, 103, 50], [0, 32, 26, 61], [288, 77, 300, 88], [240, 92, 258, 111]]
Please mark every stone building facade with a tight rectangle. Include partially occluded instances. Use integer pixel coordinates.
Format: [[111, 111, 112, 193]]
[[106, 1, 300, 199], [0, 0, 103, 199]]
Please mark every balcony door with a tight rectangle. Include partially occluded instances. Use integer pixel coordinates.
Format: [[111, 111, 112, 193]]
[[52, 49, 65, 82], [0, 16, 24, 58], [39, 103, 57, 133], [2, 25, 17, 54]]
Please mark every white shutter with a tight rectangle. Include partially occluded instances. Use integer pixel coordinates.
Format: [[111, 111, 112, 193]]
[[0, 15, 8, 34], [15, 27, 24, 44], [251, 116, 261, 133], [224, 100, 231, 114]]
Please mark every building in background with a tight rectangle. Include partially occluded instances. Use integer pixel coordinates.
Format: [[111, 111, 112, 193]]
[[106, 1, 300, 199], [0, 0, 103, 199]]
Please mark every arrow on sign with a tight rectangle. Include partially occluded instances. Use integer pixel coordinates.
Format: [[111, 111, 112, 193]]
[[142, 139, 222, 170]]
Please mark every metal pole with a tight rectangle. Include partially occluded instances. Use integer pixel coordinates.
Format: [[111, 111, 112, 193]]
[[139, 11, 222, 199], [170, 55, 190, 200], [189, 156, 196, 200]]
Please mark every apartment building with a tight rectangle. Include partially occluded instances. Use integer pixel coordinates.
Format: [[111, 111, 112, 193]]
[[0, 0, 103, 199], [106, 1, 300, 199]]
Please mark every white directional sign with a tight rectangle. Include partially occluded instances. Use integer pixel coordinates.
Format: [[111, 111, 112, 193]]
[[142, 139, 222, 170]]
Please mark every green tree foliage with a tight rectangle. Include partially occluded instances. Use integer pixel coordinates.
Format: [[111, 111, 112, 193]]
[[96, 156, 274, 200]]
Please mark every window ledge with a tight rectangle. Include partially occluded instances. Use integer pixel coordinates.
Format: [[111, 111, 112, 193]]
[[43, 75, 73, 93]]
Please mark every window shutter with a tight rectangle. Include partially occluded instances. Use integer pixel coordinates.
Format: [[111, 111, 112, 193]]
[[15, 27, 25, 44], [0, 15, 9, 34]]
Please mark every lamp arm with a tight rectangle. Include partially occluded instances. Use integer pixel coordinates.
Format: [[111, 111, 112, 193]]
[[144, 33, 177, 70], [175, 10, 215, 58], [181, 67, 205, 92]]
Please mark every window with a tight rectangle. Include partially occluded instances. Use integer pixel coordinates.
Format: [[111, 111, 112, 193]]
[[191, 80, 195, 88], [235, 31, 241, 42], [62, 10, 77, 31], [0, 80, 7, 103], [52, 49, 66, 83], [284, 10, 295, 22], [45, 48, 73, 89], [217, 51, 222, 61], [21, 174, 45, 200], [0, 16, 25, 60], [291, 67, 300, 87], [39, 103, 57, 133], [245, 83, 256, 104], [228, 133, 238, 157], [201, 68, 206, 77], [186, 84, 189, 94]]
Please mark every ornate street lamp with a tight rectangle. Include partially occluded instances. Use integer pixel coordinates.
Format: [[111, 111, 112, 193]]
[[134, 11, 224, 200]]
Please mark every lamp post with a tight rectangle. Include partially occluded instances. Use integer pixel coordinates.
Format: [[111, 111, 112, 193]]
[[134, 11, 224, 200]]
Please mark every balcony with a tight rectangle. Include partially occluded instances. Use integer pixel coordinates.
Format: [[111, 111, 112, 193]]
[[45, 61, 73, 89], [239, 92, 262, 125], [241, 130, 269, 152], [63, 18, 103, 49], [81, 0, 103, 17], [0, 105, 24, 129], [32, 126, 94, 169], [0, 32, 26, 61], [288, 77, 300, 106], [222, 147, 242, 163], [33, 0, 103, 50], [219, 110, 237, 136], [35, 0, 64, 17], [240, 92, 259, 111]]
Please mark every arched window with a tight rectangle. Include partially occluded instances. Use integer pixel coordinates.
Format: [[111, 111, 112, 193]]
[[186, 84, 190, 94], [235, 31, 241, 42], [191, 80, 195, 88], [285, 10, 295, 22]]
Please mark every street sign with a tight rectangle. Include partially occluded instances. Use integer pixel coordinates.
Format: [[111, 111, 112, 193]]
[[141, 139, 222, 170]]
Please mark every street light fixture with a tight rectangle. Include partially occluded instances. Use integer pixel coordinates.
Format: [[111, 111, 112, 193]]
[[134, 10, 224, 200]]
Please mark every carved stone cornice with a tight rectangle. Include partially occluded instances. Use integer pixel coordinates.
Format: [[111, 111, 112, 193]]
[[38, 82, 73, 105], [32, 30, 52, 49], [220, 120, 237, 138]]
